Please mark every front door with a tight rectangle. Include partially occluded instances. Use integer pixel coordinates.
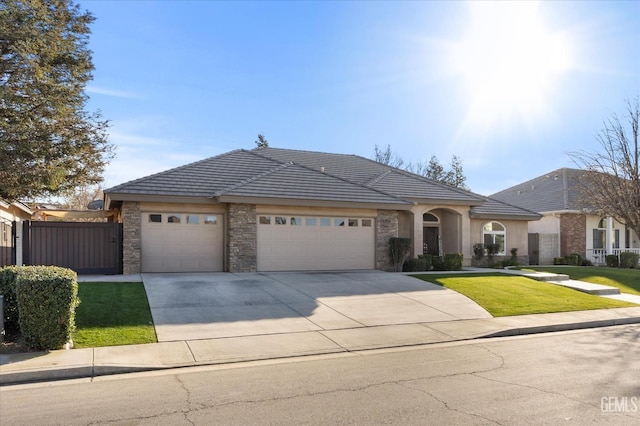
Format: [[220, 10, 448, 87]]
[[423, 226, 439, 255]]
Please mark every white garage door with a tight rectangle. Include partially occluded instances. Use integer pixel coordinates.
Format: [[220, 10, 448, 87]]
[[141, 212, 224, 273], [257, 215, 375, 271]]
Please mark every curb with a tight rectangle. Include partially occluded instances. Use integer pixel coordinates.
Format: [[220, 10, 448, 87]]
[[3, 317, 639, 386]]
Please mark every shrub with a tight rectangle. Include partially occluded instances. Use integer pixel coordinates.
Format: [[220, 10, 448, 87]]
[[443, 253, 463, 271], [431, 256, 446, 271], [17, 266, 80, 350], [553, 257, 568, 265], [419, 254, 433, 271], [389, 237, 412, 272], [0, 266, 20, 330], [566, 253, 582, 266], [582, 259, 593, 266], [403, 257, 427, 272], [619, 252, 639, 268], [473, 243, 485, 260], [486, 244, 500, 260], [605, 255, 619, 268]]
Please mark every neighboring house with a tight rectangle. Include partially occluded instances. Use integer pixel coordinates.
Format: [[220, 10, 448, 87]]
[[104, 147, 540, 273], [0, 200, 33, 267], [491, 168, 640, 265]]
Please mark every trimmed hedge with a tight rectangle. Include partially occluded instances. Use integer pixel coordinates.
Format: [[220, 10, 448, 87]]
[[619, 252, 639, 268], [443, 253, 463, 271], [605, 255, 619, 268], [0, 266, 20, 329], [17, 266, 80, 350], [403, 254, 462, 272]]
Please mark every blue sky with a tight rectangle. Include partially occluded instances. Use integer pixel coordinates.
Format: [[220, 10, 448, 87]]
[[80, 1, 639, 196]]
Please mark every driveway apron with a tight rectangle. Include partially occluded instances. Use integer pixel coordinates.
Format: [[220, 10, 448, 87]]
[[142, 271, 491, 342]]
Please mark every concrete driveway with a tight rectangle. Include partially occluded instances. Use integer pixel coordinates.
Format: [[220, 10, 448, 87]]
[[142, 271, 492, 342]]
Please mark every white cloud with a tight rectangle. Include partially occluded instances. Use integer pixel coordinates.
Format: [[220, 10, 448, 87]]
[[86, 85, 143, 99]]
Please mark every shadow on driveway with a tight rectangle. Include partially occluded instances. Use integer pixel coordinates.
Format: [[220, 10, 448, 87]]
[[141, 271, 492, 342]]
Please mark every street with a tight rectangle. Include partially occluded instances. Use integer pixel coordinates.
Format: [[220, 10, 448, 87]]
[[2, 325, 639, 425]]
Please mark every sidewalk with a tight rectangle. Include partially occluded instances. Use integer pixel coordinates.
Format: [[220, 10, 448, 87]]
[[3, 306, 640, 386]]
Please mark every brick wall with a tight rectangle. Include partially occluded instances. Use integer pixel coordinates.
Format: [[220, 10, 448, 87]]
[[122, 201, 141, 274], [376, 210, 399, 271], [560, 213, 586, 257], [227, 203, 257, 272]]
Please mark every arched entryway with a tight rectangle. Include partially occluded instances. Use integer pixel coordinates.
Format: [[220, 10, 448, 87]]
[[417, 208, 462, 256], [423, 212, 440, 255]]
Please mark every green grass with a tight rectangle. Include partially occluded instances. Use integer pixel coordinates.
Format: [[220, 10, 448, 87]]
[[411, 273, 637, 317], [519, 266, 640, 296], [73, 282, 157, 348]]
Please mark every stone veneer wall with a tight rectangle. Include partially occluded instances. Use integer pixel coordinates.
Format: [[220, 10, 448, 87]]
[[227, 203, 257, 272], [122, 201, 141, 274], [376, 210, 399, 271], [560, 213, 586, 257]]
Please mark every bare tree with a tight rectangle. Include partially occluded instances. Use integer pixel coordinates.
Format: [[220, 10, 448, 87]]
[[570, 96, 640, 239], [60, 185, 104, 210], [373, 144, 404, 168]]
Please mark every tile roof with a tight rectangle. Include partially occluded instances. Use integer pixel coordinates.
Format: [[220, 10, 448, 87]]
[[253, 147, 484, 203], [490, 168, 586, 213], [105, 147, 540, 218]]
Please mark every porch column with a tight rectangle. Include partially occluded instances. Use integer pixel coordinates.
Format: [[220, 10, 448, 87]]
[[606, 216, 614, 255]]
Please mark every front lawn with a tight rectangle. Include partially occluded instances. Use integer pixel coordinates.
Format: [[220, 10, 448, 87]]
[[73, 282, 157, 348], [519, 266, 640, 296], [411, 273, 637, 317]]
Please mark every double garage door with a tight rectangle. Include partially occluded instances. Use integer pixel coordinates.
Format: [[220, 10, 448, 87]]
[[257, 215, 375, 271], [141, 212, 224, 273], [140, 211, 376, 272]]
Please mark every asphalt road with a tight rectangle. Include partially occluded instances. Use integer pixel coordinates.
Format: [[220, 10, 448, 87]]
[[2, 325, 639, 425]]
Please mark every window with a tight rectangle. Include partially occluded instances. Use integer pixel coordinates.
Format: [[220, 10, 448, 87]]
[[362, 219, 372, 227], [149, 214, 162, 223], [423, 213, 438, 222], [334, 218, 345, 227], [275, 216, 287, 225], [305, 217, 317, 226], [259, 216, 271, 225], [483, 222, 505, 254], [348, 219, 358, 227], [167, 214, 181, 223], [320, 218, 331, 227], [290, 217, 302, 226], [186, 215, 199, 224], [594, 218, 620, 249], [204, 215, 218, 225]]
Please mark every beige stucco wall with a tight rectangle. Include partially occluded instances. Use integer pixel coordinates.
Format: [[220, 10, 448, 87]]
[[529, 214, 559, 234], [470, 218, 530, 256]]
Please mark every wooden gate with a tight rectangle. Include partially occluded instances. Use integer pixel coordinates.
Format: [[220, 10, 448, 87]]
[[23, 221, 122, 274], [0, 220, 15, 267]]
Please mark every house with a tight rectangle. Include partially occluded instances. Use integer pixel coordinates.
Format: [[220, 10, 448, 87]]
[[104, 147, 541, 273], [490, 168, 640, 265], [0, 200, 33, 267]]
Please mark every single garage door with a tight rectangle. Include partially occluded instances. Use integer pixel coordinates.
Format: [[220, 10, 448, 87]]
[[257, 215, 375, 271], [141, 212, 224, 272]]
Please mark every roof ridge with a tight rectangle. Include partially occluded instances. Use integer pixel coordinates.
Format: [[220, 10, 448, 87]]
[[363, 169, 392, 187], [335, 151, 487, 202], [251, 148, 412, 204], [106, 149, 246, 193], [212, 161, 291, 197]]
